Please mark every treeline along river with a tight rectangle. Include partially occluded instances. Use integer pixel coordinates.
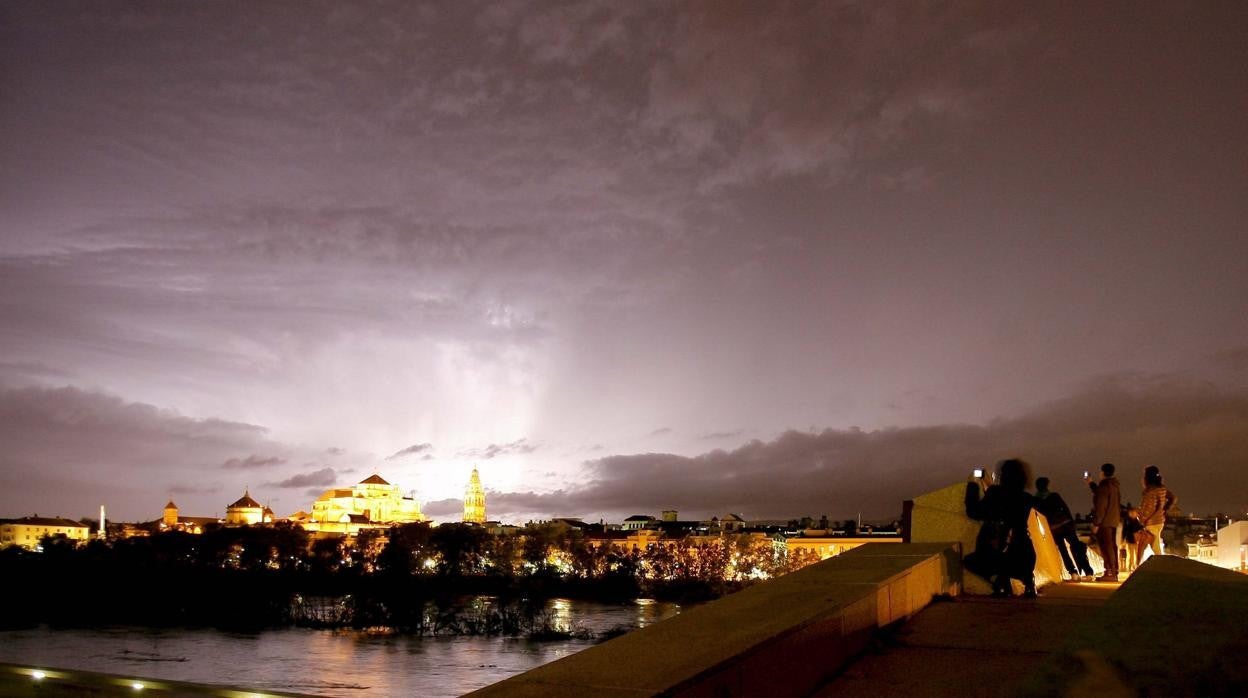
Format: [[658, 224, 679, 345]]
[[0, 522, 812, 694]]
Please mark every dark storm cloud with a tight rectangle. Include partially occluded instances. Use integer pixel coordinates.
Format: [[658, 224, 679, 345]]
[[386, 443, 433, 460], [459, 438, 538, 459], [639, 1, 1013, 189], [422, 498, 462, 517], [478, 373, 1248, 520], [264, 468, 338, 489], [0, 361, 71, 381], [0, 385, 268, 459], [1211, 347, 1248, 372], [221, 455, 287, 470], [0, 385, 280, 518], [422, 488, 574, 519], [168, 484, 222, 496]]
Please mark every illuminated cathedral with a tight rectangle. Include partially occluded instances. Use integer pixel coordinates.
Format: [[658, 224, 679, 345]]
[[290, 473, 426, 535], [463, 467, 486, 524]]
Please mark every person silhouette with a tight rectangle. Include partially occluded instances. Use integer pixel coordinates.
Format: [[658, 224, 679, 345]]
[[1034, 477, 1094, 581], [966, 459, 1039, 598]]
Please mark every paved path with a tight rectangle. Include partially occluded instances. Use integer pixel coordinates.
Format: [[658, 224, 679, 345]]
[[812, 582, 1118, 697]]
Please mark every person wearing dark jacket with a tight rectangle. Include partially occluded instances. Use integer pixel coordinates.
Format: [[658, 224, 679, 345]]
[[1086, 462, 1122, 582], [966, 459, 1038, 598], [1035, 477, 1094, 580]]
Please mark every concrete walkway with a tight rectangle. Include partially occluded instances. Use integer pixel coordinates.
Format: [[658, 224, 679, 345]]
[[812, 581, 1118, 697]]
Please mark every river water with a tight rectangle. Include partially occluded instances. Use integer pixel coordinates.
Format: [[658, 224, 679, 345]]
[[0, 598, 681, 696]]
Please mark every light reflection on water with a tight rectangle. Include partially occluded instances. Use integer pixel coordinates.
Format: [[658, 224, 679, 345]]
[[0, 597, 680, 697]]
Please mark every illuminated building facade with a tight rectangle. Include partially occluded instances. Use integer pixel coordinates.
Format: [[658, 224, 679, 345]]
[[0, 516, 91, 550], [159, 500, 221, 533], [622, 515, 656, 531], [225, 491, 269, 525], [463, 468, 486, 524], [785, 535, 902, 561], [300, 474, 425, 535], [1217, 521, 1248, 570]]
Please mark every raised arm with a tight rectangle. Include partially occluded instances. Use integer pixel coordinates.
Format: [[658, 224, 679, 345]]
[[965, 481, 988, 521]]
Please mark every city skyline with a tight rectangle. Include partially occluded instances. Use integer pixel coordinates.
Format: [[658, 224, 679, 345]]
[[2, 2, 1247, 523]]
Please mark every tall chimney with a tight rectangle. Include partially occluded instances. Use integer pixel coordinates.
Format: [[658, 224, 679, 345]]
[[99, 504, 106, 540]]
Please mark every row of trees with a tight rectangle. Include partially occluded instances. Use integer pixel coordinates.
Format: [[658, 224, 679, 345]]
[[0, 522, 822, 633]]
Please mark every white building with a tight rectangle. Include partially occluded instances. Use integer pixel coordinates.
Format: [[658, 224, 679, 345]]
[[1217, 521, 1248, 571]]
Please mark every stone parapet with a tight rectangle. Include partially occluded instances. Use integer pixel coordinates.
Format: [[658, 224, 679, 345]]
[[1019, 555, 1248, 696], [468, 542, 961, 698]]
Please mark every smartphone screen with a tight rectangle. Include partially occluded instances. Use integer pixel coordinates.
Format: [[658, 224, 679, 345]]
[[972, 468, 983, 478]]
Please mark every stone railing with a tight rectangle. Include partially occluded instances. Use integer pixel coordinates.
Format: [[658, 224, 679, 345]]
[[468, 542, 961, 697], [1019, 554, 1248, 696]]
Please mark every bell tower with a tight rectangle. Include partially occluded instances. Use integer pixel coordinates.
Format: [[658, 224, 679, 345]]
[[463, 467, 486, 524]]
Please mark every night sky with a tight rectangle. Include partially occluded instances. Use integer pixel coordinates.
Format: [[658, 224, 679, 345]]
[[2, 2, 1246, 524]]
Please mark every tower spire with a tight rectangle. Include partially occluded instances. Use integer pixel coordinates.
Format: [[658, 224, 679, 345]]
[[463, 466, 486, 524]]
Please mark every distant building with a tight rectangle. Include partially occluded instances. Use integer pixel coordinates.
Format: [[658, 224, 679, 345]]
[[587, 527, 664, 553], [0, 516, 90, 550], [159, 500, 220, 533], [1188, 535, 1218, 565], [537, 518, 594, 535], [225, 490, 268, 526], [304, 474, 426, 535], [622, 515, 656, 531], [1217, 521, 1248, 570], [785, 534, 903, 561], [720, 514, 747, 532], [464, 467, 486, 524]]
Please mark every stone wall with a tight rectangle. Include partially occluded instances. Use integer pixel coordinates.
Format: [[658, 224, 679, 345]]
[[468, 542, 961, 698]]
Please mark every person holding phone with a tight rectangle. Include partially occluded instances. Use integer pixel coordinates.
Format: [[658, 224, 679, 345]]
[[1086, 463, 1122, 582], [965, 459, 1039, 597]]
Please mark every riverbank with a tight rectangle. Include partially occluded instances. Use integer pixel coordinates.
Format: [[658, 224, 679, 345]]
[[0, 598, 681, 697]]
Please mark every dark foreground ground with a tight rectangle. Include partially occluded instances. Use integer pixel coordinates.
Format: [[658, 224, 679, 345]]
[[813, 581, 1117, 697]]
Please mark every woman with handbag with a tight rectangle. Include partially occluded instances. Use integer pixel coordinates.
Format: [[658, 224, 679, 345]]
[[1138, 465, 1174, 558]]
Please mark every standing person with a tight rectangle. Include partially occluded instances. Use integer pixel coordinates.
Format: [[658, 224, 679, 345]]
[[1034, 477, 1094, 581], [966, 459, 1039, 598], [1086, 463, 1122, 582], [1137, 465, 1175, 557], [1122, 507, 1145, 572]]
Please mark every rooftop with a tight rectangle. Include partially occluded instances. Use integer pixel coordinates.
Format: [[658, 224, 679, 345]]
[[227, 492, 262, 509], [1, 516, 89, 528]]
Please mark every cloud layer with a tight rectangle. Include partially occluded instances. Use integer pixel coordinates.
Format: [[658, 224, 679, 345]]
[[474, 372, 1248, 521], [1, 2, 1245, 521]]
